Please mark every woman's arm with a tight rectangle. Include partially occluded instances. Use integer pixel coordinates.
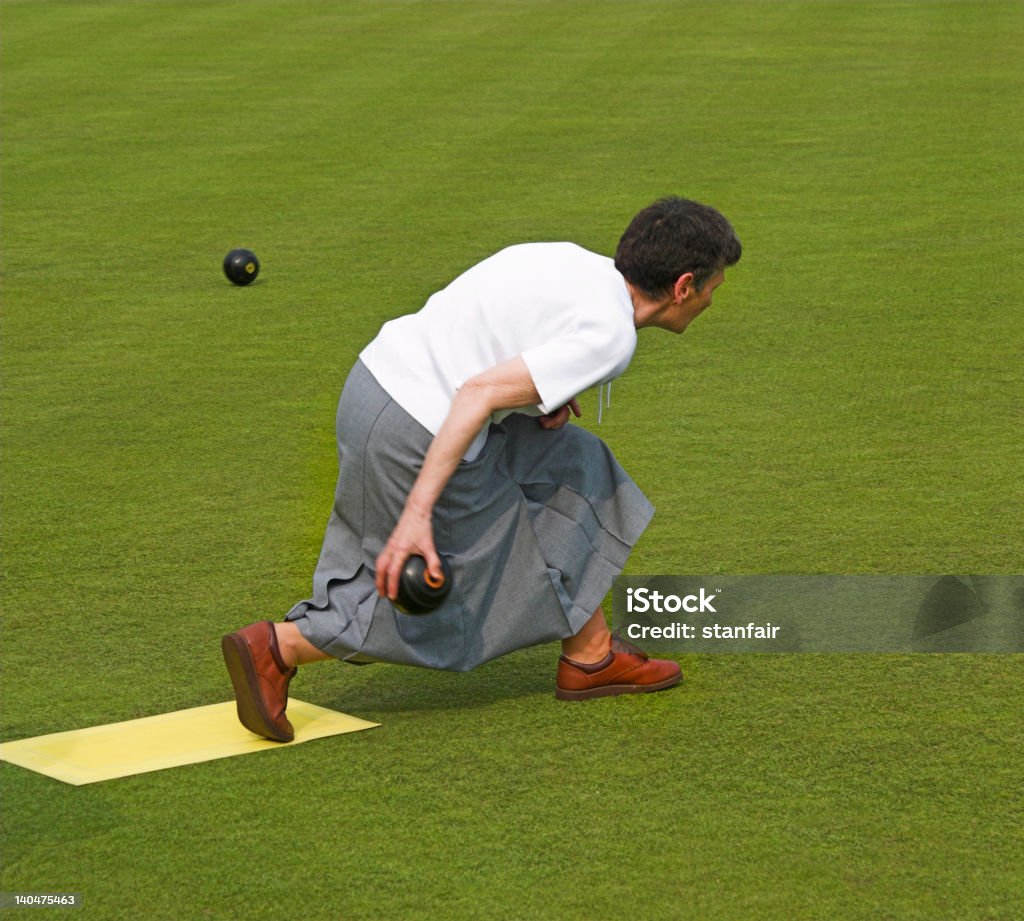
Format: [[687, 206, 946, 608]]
[[374, 355, 542, 601]]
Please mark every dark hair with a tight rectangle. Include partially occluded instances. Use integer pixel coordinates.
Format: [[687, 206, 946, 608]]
[[614, 197, 741, 296]]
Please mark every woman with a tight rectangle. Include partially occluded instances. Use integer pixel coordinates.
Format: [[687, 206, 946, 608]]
[[222, 196, 741, 741]]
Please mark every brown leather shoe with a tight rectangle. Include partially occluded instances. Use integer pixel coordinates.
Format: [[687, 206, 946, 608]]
[[221, 621, 297, 742], [556, 633, 682, 700]]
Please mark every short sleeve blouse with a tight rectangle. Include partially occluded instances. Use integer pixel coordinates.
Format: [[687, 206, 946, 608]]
[[359, 242, 637, 459]]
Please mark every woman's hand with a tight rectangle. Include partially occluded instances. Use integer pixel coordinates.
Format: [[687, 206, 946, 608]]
[[539, 398, 581, 430], [374, 504, 441, 601]]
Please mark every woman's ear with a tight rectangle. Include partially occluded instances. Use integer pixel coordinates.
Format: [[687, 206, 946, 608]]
[[673, 272, 696, 302]]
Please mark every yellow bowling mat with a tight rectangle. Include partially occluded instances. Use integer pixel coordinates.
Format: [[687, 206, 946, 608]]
[[0, 700, 378, 785]]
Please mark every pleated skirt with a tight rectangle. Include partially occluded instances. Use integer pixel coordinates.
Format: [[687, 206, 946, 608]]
[[284, 360, 654, 671]]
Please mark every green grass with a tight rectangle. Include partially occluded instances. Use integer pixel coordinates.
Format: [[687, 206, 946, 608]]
[[2, 2, 1022, 919]]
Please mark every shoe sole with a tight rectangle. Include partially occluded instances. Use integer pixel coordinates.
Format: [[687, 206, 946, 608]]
[[221, 632, 294, 742], [555, 671, 682, 701]]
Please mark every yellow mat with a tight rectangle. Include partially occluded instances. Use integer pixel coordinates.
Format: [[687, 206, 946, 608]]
[[0, 700, 378, 785]]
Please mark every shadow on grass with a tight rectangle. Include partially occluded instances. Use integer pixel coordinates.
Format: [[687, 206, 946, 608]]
[[309, 645, 556, 715]]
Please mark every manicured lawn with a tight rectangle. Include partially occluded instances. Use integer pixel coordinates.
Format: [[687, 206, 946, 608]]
[[2, 2, 1021, 918]]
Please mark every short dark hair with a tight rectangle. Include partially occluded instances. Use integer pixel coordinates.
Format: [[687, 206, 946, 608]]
[[614, 197, 741, 297]]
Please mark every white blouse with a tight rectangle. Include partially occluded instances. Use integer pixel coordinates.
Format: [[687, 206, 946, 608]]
[[360, 242, 637, 460]]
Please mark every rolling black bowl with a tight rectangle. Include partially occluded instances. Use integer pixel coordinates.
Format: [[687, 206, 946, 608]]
[[395, 554, 453, 615], [223, 248, 260, 286]]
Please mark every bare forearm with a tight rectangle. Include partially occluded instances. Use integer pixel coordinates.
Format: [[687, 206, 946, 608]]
[[375, 355, 541, 597], [404, 386, 493, 516]]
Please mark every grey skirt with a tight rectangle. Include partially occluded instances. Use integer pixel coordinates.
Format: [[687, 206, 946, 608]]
[[284, 360, 654, 671]]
